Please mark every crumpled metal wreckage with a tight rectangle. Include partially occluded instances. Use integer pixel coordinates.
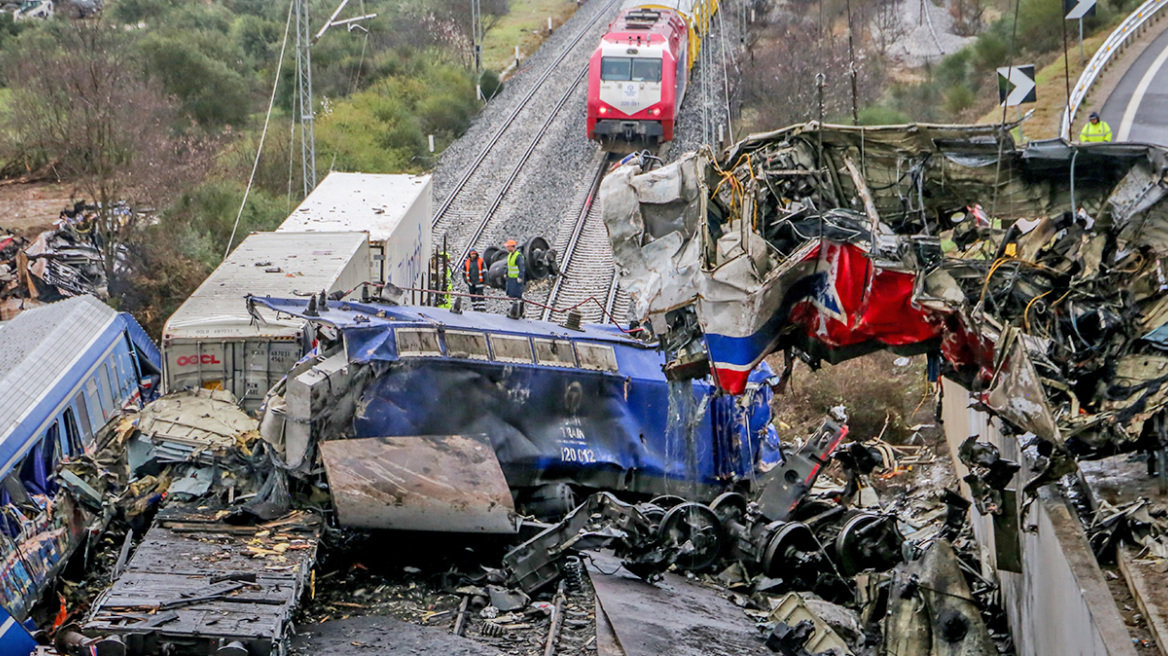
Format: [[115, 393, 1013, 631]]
[[496, 467, 993, 655], [601, 121, 1168, 483], [0, 206, 125, 320]]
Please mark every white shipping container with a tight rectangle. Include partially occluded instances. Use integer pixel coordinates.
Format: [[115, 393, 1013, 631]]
[[161, 232, 370, 411], [277, 172, 432, 290]]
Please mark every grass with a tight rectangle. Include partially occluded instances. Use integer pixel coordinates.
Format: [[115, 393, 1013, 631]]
[[975, 28, 1115, 140], [480, 0, 581, 72]]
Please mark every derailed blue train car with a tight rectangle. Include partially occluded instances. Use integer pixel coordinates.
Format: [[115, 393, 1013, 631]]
[[0, 296, 160, 625], [251, 296, 780, 531]]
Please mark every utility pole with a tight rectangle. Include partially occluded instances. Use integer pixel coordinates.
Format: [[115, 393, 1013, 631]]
[[295, 0, 377, 197], [472, 0, 483, 72], [846, 0, 859, 125], [295, 0, 315, 196]]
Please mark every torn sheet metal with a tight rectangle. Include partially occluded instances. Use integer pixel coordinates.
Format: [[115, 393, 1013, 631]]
[[585, 551, 774, 656], [0, 206, 121, 318], [319, 435, 519, 533], [767, 592, 854, 655], [136, 388, 260, 465], [983, 328, 1061, 444], [883, 540, 996, 656]]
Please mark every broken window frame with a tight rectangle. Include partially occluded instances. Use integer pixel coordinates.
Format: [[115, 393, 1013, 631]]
[[575, 342, 620, 372], [489, 334, 535, 364], [103, 359, 119, 408], [533, 338, 578, 368], [394, 328, 443, 358], [443, 330, 491, 361], [62, 407, 83, 455], [83, 378, 102, 433], [95, 367, 112, 421]]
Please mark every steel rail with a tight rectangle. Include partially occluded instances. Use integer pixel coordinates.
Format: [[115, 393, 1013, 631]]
[[431, 0, 619, 228], [453, 64, 591, 265], [541, 155, 622, 323]]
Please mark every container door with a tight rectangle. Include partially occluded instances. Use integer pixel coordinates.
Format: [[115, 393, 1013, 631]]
[[242, 340, 301, 410]]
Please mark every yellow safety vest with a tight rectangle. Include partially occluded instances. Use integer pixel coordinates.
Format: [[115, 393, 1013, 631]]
[[1080, 121, 1112, 143], [507, 250, 521, 279]]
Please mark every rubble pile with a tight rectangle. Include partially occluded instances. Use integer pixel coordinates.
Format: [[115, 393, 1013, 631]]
[[601, 122, 1168, 487], [18, 389, 324, 656], [1, 201, 125, 320], [282, 419, 1005, 656]]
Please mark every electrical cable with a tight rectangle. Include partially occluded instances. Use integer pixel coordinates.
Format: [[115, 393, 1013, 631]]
[[226, 0, 295, 259]]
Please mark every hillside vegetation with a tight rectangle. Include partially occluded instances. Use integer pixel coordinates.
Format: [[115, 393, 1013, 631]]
[[0, 0, 535, 334]]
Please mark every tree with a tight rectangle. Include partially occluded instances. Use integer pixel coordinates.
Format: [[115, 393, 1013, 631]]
[[740, 13, 885, 130], [1, 21, 210, 280]]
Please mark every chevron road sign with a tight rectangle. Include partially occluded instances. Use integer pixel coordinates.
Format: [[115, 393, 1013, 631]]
[[1065, 0, 1096, 20], [997, 66, 1037, 107]]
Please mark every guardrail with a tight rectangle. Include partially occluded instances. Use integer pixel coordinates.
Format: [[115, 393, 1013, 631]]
[[1060, 0, 1168, 140]]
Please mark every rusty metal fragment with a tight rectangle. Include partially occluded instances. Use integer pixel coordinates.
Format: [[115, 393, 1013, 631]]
[[319, 435, 519, 534]]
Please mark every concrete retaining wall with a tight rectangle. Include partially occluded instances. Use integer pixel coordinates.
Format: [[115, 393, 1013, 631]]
[[940, 378, 1137, 656]]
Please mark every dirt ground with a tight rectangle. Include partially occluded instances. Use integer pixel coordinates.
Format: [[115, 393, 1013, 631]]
[[0, 180, 79, 237]]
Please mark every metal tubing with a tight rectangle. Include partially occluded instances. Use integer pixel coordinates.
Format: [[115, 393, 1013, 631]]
[[543, 583, 566, 656]]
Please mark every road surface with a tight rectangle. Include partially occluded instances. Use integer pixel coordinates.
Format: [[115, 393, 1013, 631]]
[[1100, 20, 1168, 145]]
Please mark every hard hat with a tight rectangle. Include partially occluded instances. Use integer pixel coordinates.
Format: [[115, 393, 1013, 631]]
[[505, 239, 518, 247], [468, 249, 478, 255], [1089, 111, 1100, 120]]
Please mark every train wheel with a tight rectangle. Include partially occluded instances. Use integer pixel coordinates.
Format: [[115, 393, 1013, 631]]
[[658, 503, 724, 572]]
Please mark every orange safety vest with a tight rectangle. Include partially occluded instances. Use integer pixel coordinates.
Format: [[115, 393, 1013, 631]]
[[464, 256, 484, 283]]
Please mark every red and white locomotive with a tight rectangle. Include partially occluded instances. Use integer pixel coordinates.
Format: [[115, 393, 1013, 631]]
[[586, 0, 717, 151]]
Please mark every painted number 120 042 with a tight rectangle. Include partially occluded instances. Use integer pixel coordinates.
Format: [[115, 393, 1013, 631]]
[[561, 447, 596, 463]]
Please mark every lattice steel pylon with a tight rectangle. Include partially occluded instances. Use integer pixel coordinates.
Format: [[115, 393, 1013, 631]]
[[295, 0, 316, 196]]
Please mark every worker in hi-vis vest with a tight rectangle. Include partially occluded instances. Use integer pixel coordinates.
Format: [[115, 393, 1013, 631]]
[[1080, 111, 1112, 143], [505, 239, 526, 318]]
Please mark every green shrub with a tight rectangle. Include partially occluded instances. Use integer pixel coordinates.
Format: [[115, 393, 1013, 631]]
[[1016, 0, 1066, 53], [140, 35, 252, 127], [972, 30, 1009, 72], [315, 54, 478, 172], [944, 84, 976, 114], [108, 0, 182, 24], [857, 105, 911, 125], [935, 48, 972, 88], [168, 180, 286, 267], [480, 69, 504, 100]]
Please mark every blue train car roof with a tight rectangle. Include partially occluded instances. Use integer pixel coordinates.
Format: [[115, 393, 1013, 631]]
[[250, 296, 648, 347], [0, 296, 157, 474]]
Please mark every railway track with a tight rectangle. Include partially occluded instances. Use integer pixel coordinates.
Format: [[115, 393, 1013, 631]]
[[540, 155, 628, 324], [431, 0, 619, 264]]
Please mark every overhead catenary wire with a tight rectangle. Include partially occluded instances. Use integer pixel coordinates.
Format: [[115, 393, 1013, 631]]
[[226, 0, 295, 259], [348, 0, 370, 95], [716, 0, 734, 144]]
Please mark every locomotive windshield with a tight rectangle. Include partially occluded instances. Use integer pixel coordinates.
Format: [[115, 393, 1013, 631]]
[[600, 57, 662, 82]]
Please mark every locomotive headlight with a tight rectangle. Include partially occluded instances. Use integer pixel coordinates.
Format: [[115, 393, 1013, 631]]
[[599, 106, 609, 114], [649, 107, 661, 116]]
